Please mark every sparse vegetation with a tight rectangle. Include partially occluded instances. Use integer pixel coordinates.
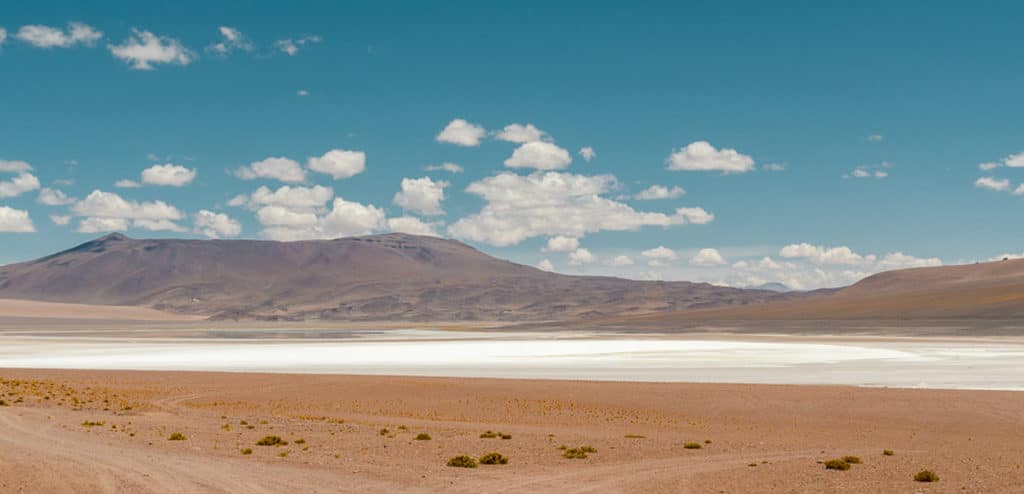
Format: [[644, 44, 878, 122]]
[[447, 455, 478, 468], [241, 448, 253, 455], [479, 452, 509, 465], [842, 455, 862, 464], [81, 420, 105, 427], [379, 428, 390, 436], [883, 449, 894, 456], [824, 459, 851, 471], [415, 433, 432, 441], [397, 425, 408, 431], [914, 470, 939, 482], [278, 451, 289, 458], [294, 438, 306, 444], [562, 446, 597, 459], [256, 435, 287, 446], [624, 434, 646, 439], [480, 430, 498, 439], [684, 442, 703, 450], [168, 432, 187, 441]]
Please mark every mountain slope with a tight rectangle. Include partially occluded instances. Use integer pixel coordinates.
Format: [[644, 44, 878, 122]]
[[0, 233, 788, 321]]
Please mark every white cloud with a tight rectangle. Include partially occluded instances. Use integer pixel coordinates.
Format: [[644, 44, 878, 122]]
[[207, 26, 252, 55], [568, 248, 596, 266], [1005, 153, 1024, 167], [258, 197, 386, 241], [877, 252, 942, 270], [436, 118, 486, 147], [642, 246, 678, 261], [0, 160, 32, 173], [1014, 185, 1024, 196], [307, 149, 365, 180], [425, 162, 464, 173], [537, 259, 555, 271], [108, 29, 195, 70], [979, 162, 1000, 171], [579, 147, 596, 162], [606, 255, 634, 266], [235, 157, 306, 183], [140, 163, 196, 187], [393, 177, 448, 216], [975, 177, 1010, 192], [386, 216, 440, 237], [49, 214, 71, 226], [504, 141, 572, 170], [274, 35, 321, 56], [848, 163, 891, 179], [867, 134, 884, 142], [543, 235, 579, 253], [666, 141, 755, 173], [0, 207, 35, 233], [77, 217, 129, 233], [690, 248, 727, 266], [37, 187, 76, 206], [241, 185, 334, 211], [762, 163, 785, 172], [15, 22, 102, 48], [448, 171, 713, 246], [297, 89, 309, 97], [194, 210, 241, 238], [115, 179, 141, 188], [634, 184, 685, 200], [780, 243, 873, 265], [71, 190, 185, 232], [0, 172, 41, 198], [494, 123, 548, 143]]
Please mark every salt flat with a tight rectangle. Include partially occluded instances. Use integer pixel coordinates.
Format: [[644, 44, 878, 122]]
[[2, 330, 1022, 390]]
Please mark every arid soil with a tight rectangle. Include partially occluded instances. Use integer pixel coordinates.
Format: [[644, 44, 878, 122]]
[[1, 369, 1021, 493]]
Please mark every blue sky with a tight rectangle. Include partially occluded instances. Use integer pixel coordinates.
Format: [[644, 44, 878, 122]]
[[1, 1, 1022, 289]]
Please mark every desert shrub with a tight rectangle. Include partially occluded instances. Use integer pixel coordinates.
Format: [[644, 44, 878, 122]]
[[397, 425, 408, 430], [241, 448, 253, 455], [480, 430, 498, 439], [684, 442, 703, 450], [824, 459, 850, 471], [168, 432, 187, 441], [379, 428, 390, 436], [256, 435, 287, 446], [883, 449, 894, 456], [447, 455, 478, 468], [479, 452, 509, 465], [295, 438, 306, 444], [914, 470, 939, 482], [563, 446, 596, 459], [842, 455, 862, 464], [278, 451, 289, 458], [500, 433, 512, 440], [81, 421, 104, 427], [624, 434, 646, 439], [704, 439, 712, 444], [239, 420, 248, 425], [415, 433, 432, 441]]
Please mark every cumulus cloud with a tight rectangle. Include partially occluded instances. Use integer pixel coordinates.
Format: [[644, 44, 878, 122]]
[[425, 162, 464, 174], [0, 160, 32, 173], [979, 162, 1000, 171], [780, 243, 872, 265], [386, 216, 440, 237], [605, 255, 634, 266], [0, 206, 35, 233], [690, 248, 727, 266], [543, 235, 580, 253], [762, 163, 785, 172], [139, 163, 197, 187], [504, 141, 572, 170], [845, 162, 892, 180], [634, 185, 685, 200], [71, 190, 185, 232], [49, 214, 71, 226], [274, 35, 320, 56], [666, 141, 755, 173], [0, 172, 41, 198], [568, 248, 596, 266], [235, 157, 306, 183], [15, 22, 102, 48], [494, 123, 548, 143], [448, 171, 713, 246], [258, 197, 386, 241], [193, 210, 241, 238], [115, 179, 141, 188], [392, 177, 448, 216], [108, 29, 195, 70], [307, 149, 365, 180], [579, 147, 596, 162], [536, 259, 555, 271], [975, 176, 1010, 192], [642, 246, 678, 261], [238, 185, 334, 211], [979, 152, 1024, 171], [436, 118, 486, 147], [37, 187, 76, 206], [207, 26, 252, 55]]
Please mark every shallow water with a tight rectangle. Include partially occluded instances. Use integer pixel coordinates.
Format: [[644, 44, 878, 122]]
[[1, 330, 1022, 390]]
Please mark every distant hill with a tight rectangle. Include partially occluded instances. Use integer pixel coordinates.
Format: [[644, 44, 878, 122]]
[[618, 258, 1024, 323], [751, 282, 790, 293], [0, 233, 792, 322]]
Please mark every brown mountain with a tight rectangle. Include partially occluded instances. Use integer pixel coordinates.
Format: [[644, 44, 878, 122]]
[[616, 257, 1024, 325], [0, 233, 790, 321]]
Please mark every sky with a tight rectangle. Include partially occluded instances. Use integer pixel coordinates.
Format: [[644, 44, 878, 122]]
[[1, 1, 1022, 290]]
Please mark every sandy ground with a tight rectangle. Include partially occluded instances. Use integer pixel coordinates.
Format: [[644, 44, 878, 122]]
[[0, 299, 205, 322], [1, 370, 1021, 493]]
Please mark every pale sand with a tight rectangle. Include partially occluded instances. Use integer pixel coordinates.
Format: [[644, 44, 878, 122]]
[[1, 369, 1022, 493], [0, 299, 205, 322]]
